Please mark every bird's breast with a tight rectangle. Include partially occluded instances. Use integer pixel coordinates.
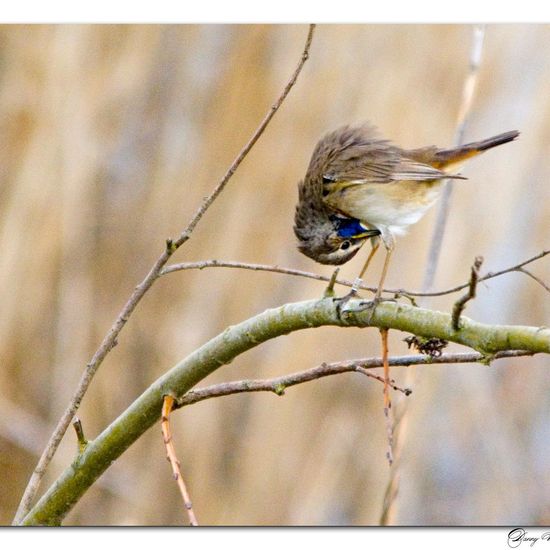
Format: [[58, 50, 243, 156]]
[[324, 180, 444, 230]]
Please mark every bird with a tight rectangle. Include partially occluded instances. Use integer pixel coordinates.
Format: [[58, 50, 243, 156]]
[[294, 123, 519, 300]]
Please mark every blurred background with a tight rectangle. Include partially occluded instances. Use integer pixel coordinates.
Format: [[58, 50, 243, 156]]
[[0, 24, 548, 526]]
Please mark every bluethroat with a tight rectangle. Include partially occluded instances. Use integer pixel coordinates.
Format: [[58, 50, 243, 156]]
[[294, 123, 519, 299]]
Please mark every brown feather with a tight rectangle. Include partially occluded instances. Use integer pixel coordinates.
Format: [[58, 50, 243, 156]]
[[407, 130, 520, 170]]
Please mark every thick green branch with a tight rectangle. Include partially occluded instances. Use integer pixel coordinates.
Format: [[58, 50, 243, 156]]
[[21, 298, 550, 525]]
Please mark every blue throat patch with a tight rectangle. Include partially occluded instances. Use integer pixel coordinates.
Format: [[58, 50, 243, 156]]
[[330, 216, 379, 239]]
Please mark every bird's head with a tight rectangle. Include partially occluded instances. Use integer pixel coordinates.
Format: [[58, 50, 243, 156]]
[[295, 225, 366, 265], [293, 181, 379, 265]]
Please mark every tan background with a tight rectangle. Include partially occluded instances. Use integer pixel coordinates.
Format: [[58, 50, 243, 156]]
[[0, 24, 548, 525]]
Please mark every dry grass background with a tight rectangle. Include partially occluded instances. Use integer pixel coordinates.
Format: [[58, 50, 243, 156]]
[[0, 23, 549, 526]]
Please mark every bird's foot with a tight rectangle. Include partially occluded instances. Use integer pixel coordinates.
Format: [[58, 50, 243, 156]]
[[333, 277, 364, 317], [334, 288, 360, 318], [335, 289, 395, 323], [362, 295, 386, 324]]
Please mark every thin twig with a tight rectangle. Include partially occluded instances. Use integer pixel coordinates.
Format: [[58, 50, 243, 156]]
[[424, 249, 550, 297], [324, 267, 340, 298], [354, 366, 412, 396], [72, 417, 87, 455], [173, 25, 316, 248], [0, 398, 134, 501], [452, 256, 483, 330], [13, 24, 316, 525], [174, 350, 533, 409], [161, 259, 360, 290], [161, 396, 198, 526], [422, 24, 486, 293], [379, 328, 394, 465], [517, 267, 550, 294], [161, 249, 550, 298]]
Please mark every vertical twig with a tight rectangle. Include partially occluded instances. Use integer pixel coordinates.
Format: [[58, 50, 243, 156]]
[[380, 328, 394, 465], [13, 24, 316, 525], [451, 256, 483, 330], [161, 396, 198, 526], [324, 268, 340, 298], [422, 24, 486, 292], [72, 417, 88, 455], [379, 24, 486, 526]]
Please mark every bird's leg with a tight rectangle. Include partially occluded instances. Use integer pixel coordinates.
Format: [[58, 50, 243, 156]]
[[356, 237, 396, 323], [337, 235, 397, 320], [374, 240, 394, 301], [335, 239, 380, 317], [335, 236, 398, 319], [351, 238, 381, 294]]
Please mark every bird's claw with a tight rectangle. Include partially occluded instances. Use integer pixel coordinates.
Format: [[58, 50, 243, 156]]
[[334, 288, 361, 319], [335, 293, 395, 322]]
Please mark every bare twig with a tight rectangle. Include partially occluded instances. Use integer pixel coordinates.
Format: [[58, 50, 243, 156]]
[[162, 248, 550, 298], [72, 417, 87, 455], [422, 24, 486, 293], [354, 366, 412, 396], [161, 395, 198, 526], [175, 25, 316, 247], [423, 249, 550, 297], [324, 267, 340, 298], [161, 259, 362, 290], [517, 267, 550, 294], [174, 350, 533, 409], [452, 256, 484, 330], [380, 328, 394, 465], [13, 24, 316, 525], [0, 398, 134, 501]]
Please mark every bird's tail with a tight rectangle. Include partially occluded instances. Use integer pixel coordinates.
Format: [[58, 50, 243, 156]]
[[433, 130, 520, 170]]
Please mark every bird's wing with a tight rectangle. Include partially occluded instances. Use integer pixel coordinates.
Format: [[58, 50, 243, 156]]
[[317, 124, 467, 192], [325, 151, 465, 186], [323, 139, 399, 184], [390, 158, 467, 181]]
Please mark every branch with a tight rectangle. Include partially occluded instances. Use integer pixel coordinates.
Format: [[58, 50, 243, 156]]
[[160, 259, 352, 288], [12, 24, 316, 524], [173, 349, 533, 407], [161, 248, 550, 298], [20, 298, 549, 525]]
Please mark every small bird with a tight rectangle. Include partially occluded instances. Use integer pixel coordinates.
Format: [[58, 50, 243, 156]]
[[294, 123, 519, 298]]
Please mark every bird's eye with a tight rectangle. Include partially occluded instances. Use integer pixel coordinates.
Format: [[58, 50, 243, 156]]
[[322, 175, 333, 184], [340, 240, 351, 250]]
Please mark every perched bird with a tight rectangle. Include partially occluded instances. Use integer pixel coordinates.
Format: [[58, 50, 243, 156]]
[[294, 123, 519, 298]]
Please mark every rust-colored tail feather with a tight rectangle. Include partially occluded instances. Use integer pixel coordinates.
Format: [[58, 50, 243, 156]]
[[434, 130, 520, 168]]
